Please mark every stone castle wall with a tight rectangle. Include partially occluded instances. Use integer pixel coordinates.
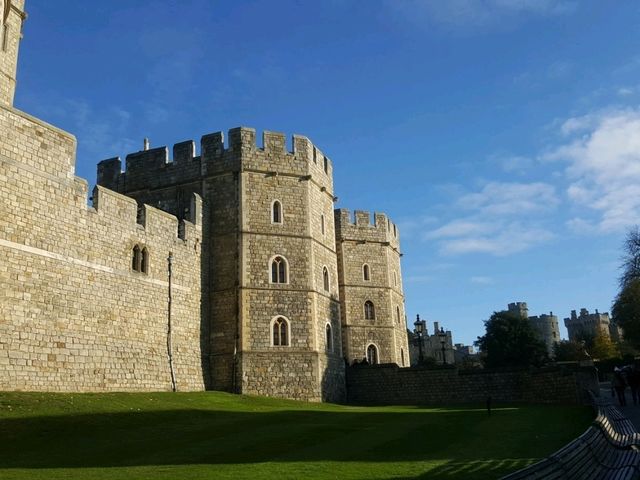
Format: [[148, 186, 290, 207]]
[[0, 0, 24, 106], [97, 129, 347, 402], [335, 210, 409, 366], [1, 0, 409, 402], [346, 364, 599, 406], [0, 104, 205, 392]]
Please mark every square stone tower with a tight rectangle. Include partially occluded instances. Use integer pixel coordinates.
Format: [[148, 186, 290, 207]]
[[0, 0, 25, 107]]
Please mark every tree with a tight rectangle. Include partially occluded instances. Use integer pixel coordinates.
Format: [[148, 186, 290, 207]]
[[612, 278, 640, 348], [619, 227, 640, 289], [590, 331, 619, 359], [475, 310, 548, 368], [553, 340, 589, 362]]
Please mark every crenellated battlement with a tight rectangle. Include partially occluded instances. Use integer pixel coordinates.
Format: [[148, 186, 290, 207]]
[[96, 127, 334, 193], [91, 185, 201, 243], [334, 209, 400, 247]]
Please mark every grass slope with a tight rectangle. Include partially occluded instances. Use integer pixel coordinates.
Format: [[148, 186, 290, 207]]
[[0, 392, 592, 480]]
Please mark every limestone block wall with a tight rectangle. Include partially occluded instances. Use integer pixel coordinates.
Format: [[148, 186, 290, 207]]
[[96, 127, 346, 401], [0, 104, 204, 392], [335, 209, 409, 366], [238, 129, 344, 402], [346, 364, 599, 406]]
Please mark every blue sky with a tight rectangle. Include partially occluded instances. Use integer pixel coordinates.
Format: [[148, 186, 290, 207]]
[[15, 0, 640, 346]]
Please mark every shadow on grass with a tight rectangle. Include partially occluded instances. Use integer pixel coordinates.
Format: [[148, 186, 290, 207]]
[[0, 406, 579, 478]]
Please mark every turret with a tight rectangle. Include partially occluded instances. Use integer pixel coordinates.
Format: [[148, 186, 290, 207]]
[[0, 0, 26, 107]]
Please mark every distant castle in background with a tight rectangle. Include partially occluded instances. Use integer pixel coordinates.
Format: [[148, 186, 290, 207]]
[[564, 308, 622, 343], [407, 316, 478, 366], [507, 302, 561, 355]]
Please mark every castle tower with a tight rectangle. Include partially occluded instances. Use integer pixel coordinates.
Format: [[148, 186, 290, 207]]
[[0, 0, 26, 107], [335, 210, 409, 366], [97, 129, 346, 402], [528, 312, 560, 356]]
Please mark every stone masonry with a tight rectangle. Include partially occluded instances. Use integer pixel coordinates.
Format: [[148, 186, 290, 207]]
[[0, 2, 408, 401], [335, 210, 409, 367], [0, 3, 204, 391]]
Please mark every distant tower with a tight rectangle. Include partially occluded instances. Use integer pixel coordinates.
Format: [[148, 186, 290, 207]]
[[507, 302, 529, 319], [335, 210, 409, 367], [0, 0, 26, 107], [528, 312, 560, 356]]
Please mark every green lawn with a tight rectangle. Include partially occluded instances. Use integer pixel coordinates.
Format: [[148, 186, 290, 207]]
[[0, 391, 592, 480]]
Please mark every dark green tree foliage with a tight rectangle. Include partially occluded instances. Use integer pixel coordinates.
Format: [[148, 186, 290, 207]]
[[619, 228, 640, 289], [612, 279, 640, 348], [475, 310, 548, 368], [612, 228, 640, 348], [553, 340, 589, 362]]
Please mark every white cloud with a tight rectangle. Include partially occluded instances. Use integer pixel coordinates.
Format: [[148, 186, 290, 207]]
[[470, 276, 494, 285], [456, 181, 559, 215], [425, 182, 558, 256], [498, 155, 534, 173], [435, 221, 554, 255], [546, 108, 640, 232], [385, 0, 577, 30]]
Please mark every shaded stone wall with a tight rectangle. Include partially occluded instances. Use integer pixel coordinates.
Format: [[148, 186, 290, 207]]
[[0, 105, 205, 392], [346, 364, 598, 405]]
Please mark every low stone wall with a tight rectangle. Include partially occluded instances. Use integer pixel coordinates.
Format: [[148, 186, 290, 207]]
[[346, 364, 598, 405]]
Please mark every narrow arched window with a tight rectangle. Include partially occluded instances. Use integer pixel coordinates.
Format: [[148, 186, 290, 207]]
[[141, 248, 149, 274], [321, 214, 325, 235], [271, 256, 288, 284], [366, 344, 378, 365], [396, 306, 401, 324], [401, 348, 405, 367], [272, 200, 282, 224], [132, 245, 141, 272], [325, 323, 333, 352], [363, 264, 370, 281], [393, 270, 398, 287], [323, 266, 330, 292], [323, 157, 328, 173], [364, 301, 375, 320], [272, 317, 289, 346]]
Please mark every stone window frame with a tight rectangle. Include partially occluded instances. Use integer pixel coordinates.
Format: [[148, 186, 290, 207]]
[[362, 263, 371, 282], [131, 244, 149, 275], [271, 199, 283, 225], [322, 265, 330, 292], [321, 214, 325, 236], [270, 315, 291, 347], [269, 254, 289, 285], [364, 300, 375, 321], [325, 322, 333, 353], [396, 305, 401, 324], [393, 270, 398, 287], [323, 156, 328, 174], [400, 348, 405, 367], [366, 343, 379, 365]]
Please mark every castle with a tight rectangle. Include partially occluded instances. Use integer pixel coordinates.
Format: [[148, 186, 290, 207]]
[[564, 308, 622, 344], [0, 1, 408, 401], [507, 302, 561, 356]]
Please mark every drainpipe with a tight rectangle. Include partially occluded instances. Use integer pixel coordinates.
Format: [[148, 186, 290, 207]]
[[167, 252, 177, 392]]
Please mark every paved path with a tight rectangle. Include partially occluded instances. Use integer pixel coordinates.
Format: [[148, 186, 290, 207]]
[[601, 381, 640, 430]]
